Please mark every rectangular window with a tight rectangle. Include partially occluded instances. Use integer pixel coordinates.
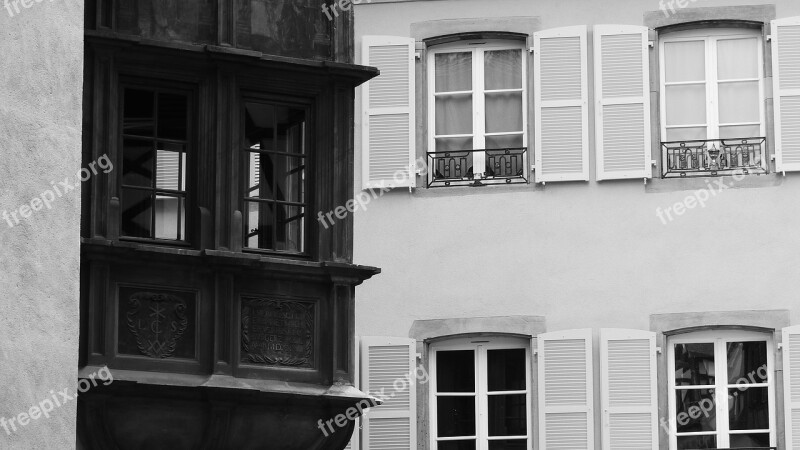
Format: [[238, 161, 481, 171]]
[[431, 338, 532, 450], [667, 330, 776, 449], [242, 101, 307, 254], [659, 29, 767, 177], [121, 87, 190, 241], [427, 41, 528, 187]]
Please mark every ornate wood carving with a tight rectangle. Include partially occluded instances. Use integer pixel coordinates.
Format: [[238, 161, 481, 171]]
[[125, 292, 189, 359], [241, 298, 314, 368]]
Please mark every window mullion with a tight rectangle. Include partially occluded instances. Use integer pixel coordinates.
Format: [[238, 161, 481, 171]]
[[477, 344, 488, 450], [715, 338, 730, 448], [708, 38, 720, 140], [474, 49, 486, 179]]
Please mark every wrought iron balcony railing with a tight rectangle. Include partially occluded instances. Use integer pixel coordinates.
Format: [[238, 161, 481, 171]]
[[427, 147, 529, 187], [662, 137, 767, 178]]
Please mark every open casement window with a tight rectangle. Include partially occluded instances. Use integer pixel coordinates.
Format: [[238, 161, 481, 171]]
[[359, 337, 417, 449], [430, 337, 533, 450], [537, 329, 594, 450], [659, 28, 767, 178], [241, 101, 309, 254], [426, 40, 529, 187], [121, 86, 191, 242], [772, 17, 800, 173], [599, 329, 658, 450], [666, 330, 776, 450], [533, 26, 589, 183], [784, 325, 800, 450], [593, 26, 652, 180], [361, 36, 416, 190]]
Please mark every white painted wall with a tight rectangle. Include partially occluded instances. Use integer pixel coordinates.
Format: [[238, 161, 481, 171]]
[[352, 0, 800, 338]]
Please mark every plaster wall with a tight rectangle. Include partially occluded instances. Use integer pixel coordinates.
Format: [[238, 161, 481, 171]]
[[351, 0, 800, 338], [0, 0, 84, 448]]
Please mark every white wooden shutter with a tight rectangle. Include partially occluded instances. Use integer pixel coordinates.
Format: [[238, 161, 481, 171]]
[[361, 36, 416, 190], [784, 325, 800, 450], [599, 329, 657, 450], [593, 26, 652, 181], [534, 26, 590, 182], [773, 18, 800, 173], [360, 336, 417, 449], [538, 329, 595, 449]]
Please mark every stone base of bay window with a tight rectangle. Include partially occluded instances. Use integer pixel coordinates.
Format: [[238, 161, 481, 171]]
[[76, 371, 374, 450]]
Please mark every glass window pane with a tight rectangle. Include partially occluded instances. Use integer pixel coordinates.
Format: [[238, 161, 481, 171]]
[[488, 349, 526, 391], [719, 125, 761, 140], [276, 156, 304, 204], [485, 135, 524, 151], [488, 394, 527, 436], [245, 152, 261, 198], [275, 204, 304, 253], [121, 189, 152, 238], [729, 433, 771, 448], [439, 441, 476, 450], [436, 137, 473, 153], [718, 38, 759, 80], [666, 127, 707, 142], [437, 396, 476, 437], [123, 88, 155, 136], [728, 387, 770, 430], [677, 435, 716, 449], [665, 40, 706, 83], [485, 92, 523, 133], [156, 143, 184, 190], [157, 92, 188, 140], [123, 139, 154, 187], [666, 84, 707, 126], [727, 341, 768, 384], [485, 50, 522, 90], [488, 440, 527, 450], [675, 388, 717, 433], [436, 95, 473, 135], [435, 53, 472, 92], [437, 350, 475, 393], [719, 81, 760, 124], [154, 195, 181, 240], [674, 343, 715, 386], [244, 201, 272, 250]]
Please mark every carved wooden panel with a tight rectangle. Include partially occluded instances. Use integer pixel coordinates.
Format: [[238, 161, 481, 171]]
[[118, 288, 197, 359], [240, 297, 315, 368]]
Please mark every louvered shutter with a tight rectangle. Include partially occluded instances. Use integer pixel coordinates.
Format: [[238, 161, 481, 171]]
[[361, 36, 416, 190], [773, 18, 800, 173], [360, 337, 417, 449], [534, 26, 589, 182], [784, 325, 800, 450], [538, 329, 595, 449], [599, 329, 657, 450], [593, 26, 652, 180]]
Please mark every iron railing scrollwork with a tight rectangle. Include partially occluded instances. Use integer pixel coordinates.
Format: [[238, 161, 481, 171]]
[[661, 138, 767, 178], [427, 147, 529, 187]]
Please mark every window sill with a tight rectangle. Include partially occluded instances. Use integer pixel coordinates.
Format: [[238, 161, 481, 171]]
[[645, 172, 784, 194]]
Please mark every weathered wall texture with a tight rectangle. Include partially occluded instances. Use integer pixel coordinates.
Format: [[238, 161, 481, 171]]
[[0, 0, 83, 448], [352, 0, 800, 338]]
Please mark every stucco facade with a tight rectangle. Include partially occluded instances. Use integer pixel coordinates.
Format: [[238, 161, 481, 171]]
[[350, 1, 800, 449], [0, 0, 84, 448]]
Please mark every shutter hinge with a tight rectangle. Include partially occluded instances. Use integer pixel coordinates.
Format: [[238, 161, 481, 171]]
[[415, 52, 421, 60], [652, 159, 658, 167], [767, 35, 773, 42], [528, 46, 536, 54], [648, 40, 655, 48], [416, 352, 422, 360], [656, 346, 662, 354], [533, 348, 538, 356], [778, 343, 783, 350]]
